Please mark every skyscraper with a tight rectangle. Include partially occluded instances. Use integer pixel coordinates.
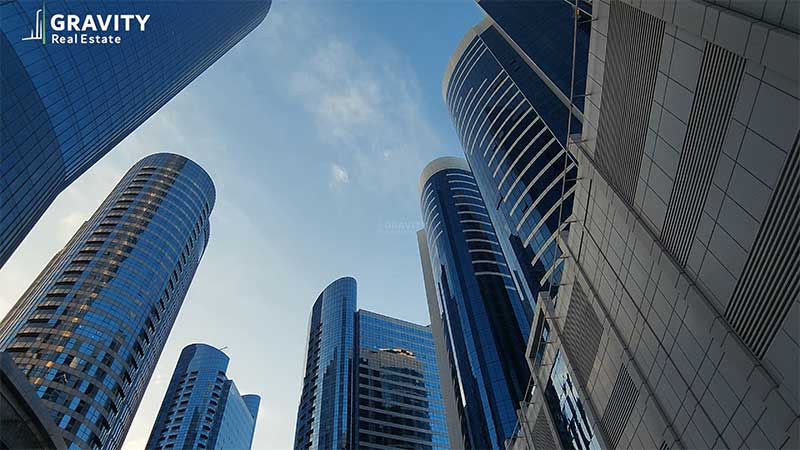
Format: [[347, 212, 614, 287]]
[[504, 1, 800, 450], [353, 310, 450, 449], [417, 157, 531, 449], [146, 344, 260, 450], [294, 276, 356, 450], [0, 0, 270, 268], [293, 277, 451, 449], [442, 8, 590, 303], [0, 153, 215, 450]]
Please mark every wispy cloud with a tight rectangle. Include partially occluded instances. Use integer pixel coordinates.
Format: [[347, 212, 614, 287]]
[[329, 163, 350, 190], [255, 4, 442, 200]]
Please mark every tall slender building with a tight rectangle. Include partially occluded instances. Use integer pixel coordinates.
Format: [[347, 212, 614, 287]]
[[294, 277, 357, 450], [293, 277, 451, 449], [353, 310, 450, 449], [442, 7, 590, 304], [146, 344, 260, 450], [503, 1, 800, 450], [0, 153, 215, 450], [0, 0, 270, 268], [417, 157, 531, 449]]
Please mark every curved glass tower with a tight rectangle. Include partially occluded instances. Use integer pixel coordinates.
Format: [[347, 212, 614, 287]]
[[293, 277, 356, 450], [146, 344, 259, 450], [0, 153, 215, 450], [0, 0, 270, 268], [443, 14, 590, 302], [418, 157, 531, 449]]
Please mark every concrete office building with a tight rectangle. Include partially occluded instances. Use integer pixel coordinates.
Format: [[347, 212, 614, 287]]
[[0, 153, 215, 449], [507, 1, 800, 449]]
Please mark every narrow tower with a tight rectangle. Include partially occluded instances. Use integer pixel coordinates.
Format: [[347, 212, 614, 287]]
[[418, 157, 531, 448], [293, 277, 357, 450]]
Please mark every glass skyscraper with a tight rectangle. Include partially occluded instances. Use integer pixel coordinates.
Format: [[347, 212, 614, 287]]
[[146, 344, 260, 450], [417, 157, 531, 449], [293, 277, 450, 449], [0, 0, 270, 268], [442, 9, 590, 304], [353, 310, 450, 449], [293, 277, 356, 450], [0, 153, 215, 450]]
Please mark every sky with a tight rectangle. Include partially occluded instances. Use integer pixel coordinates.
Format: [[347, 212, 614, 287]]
[[0, 0, 483, 447]]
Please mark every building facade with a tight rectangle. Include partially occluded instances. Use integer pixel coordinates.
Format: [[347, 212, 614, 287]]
[[0, 0, 269, 268], [507, 1, 800, 450], [0, 153, 215, 450], [146, 344, 259, 450], [293, 277, 357, 450], [442, 5, 590, 304], [293, 277, 451, 449], [353, 310, 450, 449], [417, 157, 532, 449]]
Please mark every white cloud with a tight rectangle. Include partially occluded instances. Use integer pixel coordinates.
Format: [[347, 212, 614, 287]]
[[329, 163, 350, 190], [266, 7, 441, 201]]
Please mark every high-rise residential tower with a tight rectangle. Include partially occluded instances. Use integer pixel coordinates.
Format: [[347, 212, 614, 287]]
[[0, 153, 215, 450], [293, 277, 451, 449], [146, 344, 260, 450], [0, 0, 269, 268], [293, 277, 357, 450], [417, 157, 531, 449], [442, 5, 590, 304], [504, 1, 800, 450], [353, 310, 450, 449]]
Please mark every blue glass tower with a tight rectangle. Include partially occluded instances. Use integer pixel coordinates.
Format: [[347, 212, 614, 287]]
[[353, 310, 450, 449], [293, 278, 452, 449], [0, 153, 215, 450], [443, 8, 598, 450], [293, 277, 356, 450], [418, 157, 531, 449], [0, 0, 269, 268], [145, 344, 259, 450], [442, 11, 589, 304]]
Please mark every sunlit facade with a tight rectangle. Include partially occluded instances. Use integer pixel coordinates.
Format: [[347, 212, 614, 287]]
[[0, 0, 269, 268], [0, 153, 215, 450], [146, 344, 259, 450]]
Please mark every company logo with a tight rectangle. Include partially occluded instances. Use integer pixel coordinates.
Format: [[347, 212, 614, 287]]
[[22, 2, 150, 46], [22, 8, 45, 43]]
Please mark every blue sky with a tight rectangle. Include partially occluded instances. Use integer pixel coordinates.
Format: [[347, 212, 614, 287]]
[[0, 0, 483, 447]]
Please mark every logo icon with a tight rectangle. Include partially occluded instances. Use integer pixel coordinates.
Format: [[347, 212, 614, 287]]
[[22, 5, 46, 44]]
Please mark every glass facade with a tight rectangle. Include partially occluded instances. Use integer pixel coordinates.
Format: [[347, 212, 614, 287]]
[[0, 0, 270, 268], [293, 277, 356, 450], [418, 157, 531, 449], [442, 14, 589, 305], [146, 344, 259, 450], [443, 8, 598, 450], [353, 310, 450, 450], [0, 153, 215, 450]]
